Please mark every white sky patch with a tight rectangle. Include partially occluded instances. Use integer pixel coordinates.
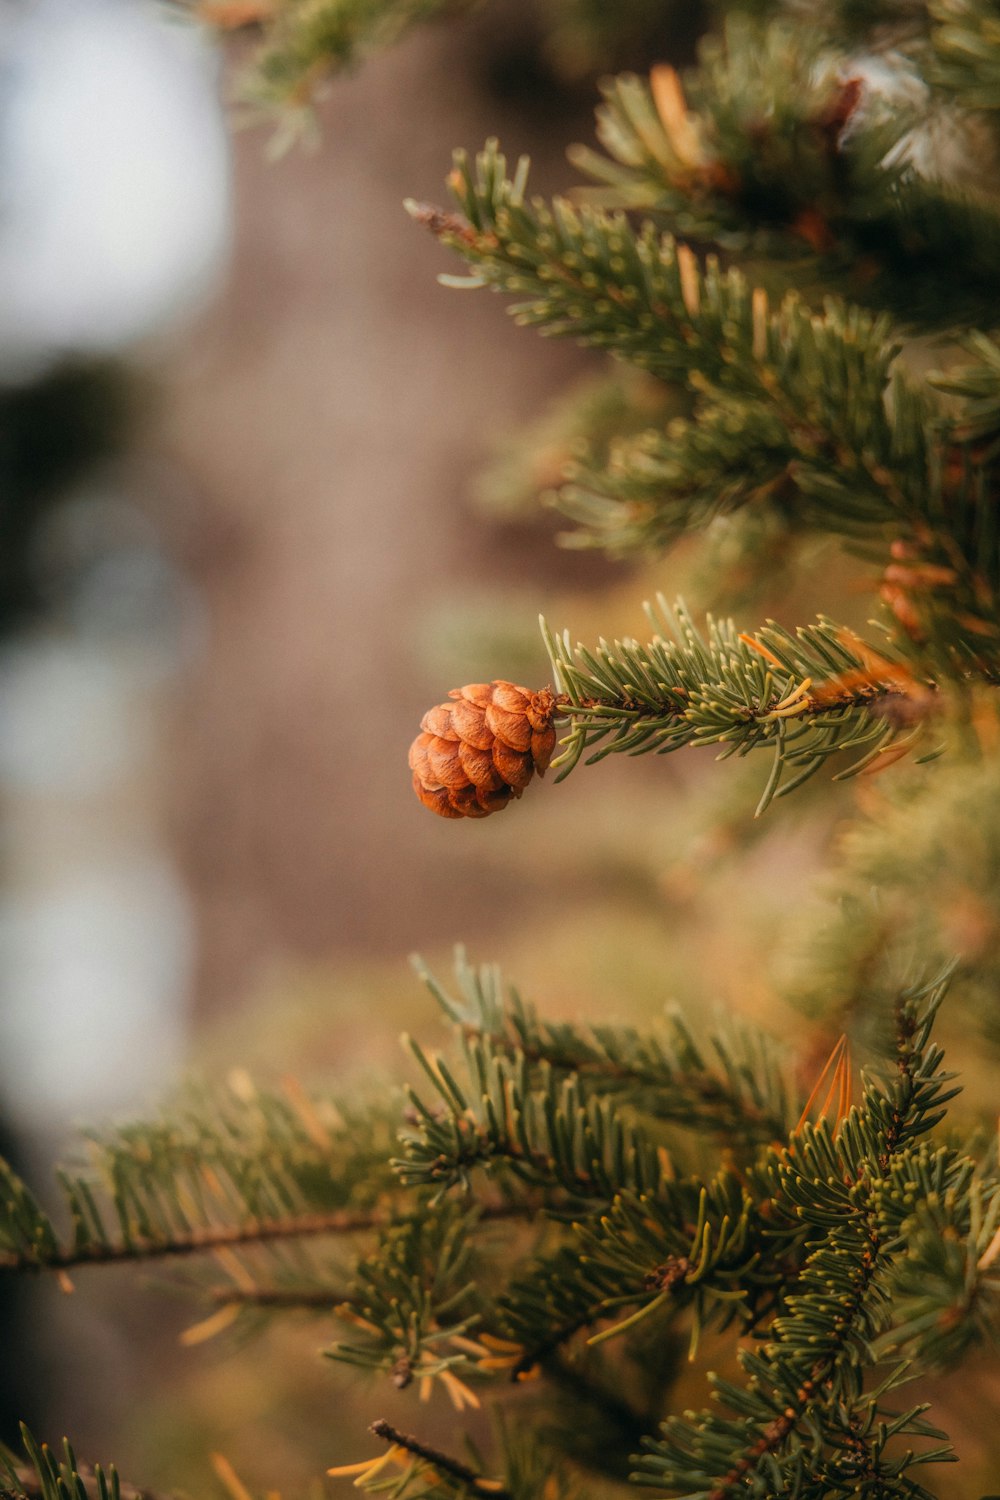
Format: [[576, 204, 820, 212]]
[[0, 0, 230, 375]]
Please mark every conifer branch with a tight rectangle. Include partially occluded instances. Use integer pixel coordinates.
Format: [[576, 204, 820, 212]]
[[395, 1031, 665, 1200], [0, 1083, 406, 1275], [3, 1431, 132, 1500], [11, 11, 1000, 1490], [571, 24, 1000, 323], [541, 599, 942, 811], [875, 1144, 1000, 1367], [188, 0, 474, 122], [416, 950, 793, 1143], [632, 971, 958, 1495], [413, 140, 1000, 658], [496, 1173, 792, 1374], [0, 1197, 531, 1278], [0, 1208, 404, 1274], [324, 1204, 494, 1386]]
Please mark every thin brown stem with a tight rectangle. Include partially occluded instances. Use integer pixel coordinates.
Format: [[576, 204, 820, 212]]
[[209, 1284, 350, 1308], [0, 1200, 532, 1276], [369, 1420, 509, 1497]]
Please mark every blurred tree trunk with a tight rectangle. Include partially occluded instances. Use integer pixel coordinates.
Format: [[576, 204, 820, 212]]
[[145, 13, 604, 1015]]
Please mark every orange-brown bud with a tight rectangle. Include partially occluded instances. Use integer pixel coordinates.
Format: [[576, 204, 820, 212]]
[[409, 682, 558, 818]]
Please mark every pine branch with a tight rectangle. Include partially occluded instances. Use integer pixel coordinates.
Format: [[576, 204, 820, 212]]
[[2, 1431, 130, 1500], [0, 1207, 407, 1274], [496, 1169, 795, 1374], [551, 394, 798, 558], [189, 0, 475, 125], [571, 24, 1000, 323], [209, 1283, 349, 1308], [416, 950, 793, 1143], [331, 1413, 585, 1500], [542, 598, 943, 813], [408, 598, 964, 817], [411, 143, 1000, 656], [875, 1144, 1000, 1367], [408, 155, 895, 393], [632, 970, 959, 1497], [395, 1032, 664, 1201], [324, 1204, 493, 1390], [0, 1082, 395, 1274]]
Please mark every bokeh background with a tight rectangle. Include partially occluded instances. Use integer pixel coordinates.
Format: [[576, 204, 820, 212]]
[[1, 2, 997, 1494]]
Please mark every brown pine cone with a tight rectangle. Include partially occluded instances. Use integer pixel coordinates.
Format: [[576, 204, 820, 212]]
[[409, 682, 558, 819]]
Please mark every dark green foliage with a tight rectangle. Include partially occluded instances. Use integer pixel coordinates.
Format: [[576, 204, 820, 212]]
[[0, 954, 992, 1497], [572, 18, 1000, 321]]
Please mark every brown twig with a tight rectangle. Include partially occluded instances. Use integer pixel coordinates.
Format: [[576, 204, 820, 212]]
[[369, 1420, 509, 1497], [0, 1201, 533, 1276], [209, 1284, 349, 1308]]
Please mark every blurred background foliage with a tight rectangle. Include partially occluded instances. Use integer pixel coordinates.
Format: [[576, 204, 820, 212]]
[[2, 0, 1000, 1497]]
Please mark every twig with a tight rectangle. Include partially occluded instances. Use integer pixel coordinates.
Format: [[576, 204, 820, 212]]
[[369, 1421, 509, 1497], [0, 1201, 533, 1276], [209, 1284, 350, 1308]]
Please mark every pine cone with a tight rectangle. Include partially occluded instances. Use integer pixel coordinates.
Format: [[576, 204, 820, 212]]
[[409, 682, 558, 819]]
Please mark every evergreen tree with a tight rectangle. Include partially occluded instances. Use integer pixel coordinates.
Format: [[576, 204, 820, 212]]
[[6, 3, 1000, 1496]]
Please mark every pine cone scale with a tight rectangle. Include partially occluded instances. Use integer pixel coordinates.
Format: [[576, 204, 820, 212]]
[[427, 736, 468, 789], [408, 736, 433, 780], [410, 682, 558, 818], [457, 683, 494, 706], [420, 705, 458, 739], [412, 773, 463, 818], [531, 725, 557, 772], [490, 682, 530, 714], [450, 697, 494, 750], [459, 741, 504, 791], [485, 703, 532, 752], [493, 740, 532, 789]]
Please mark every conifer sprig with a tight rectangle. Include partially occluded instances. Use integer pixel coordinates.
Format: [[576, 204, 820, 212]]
[[186, 0, 471, 124], [0, 1082, 400, 1274], [495, 1171, 791, 1375], [411, 143, 1000, 657], [324, 1205, 489, 1391], [331, 1415, 584, 1500], [570, 22, 1000, 321], [415, 950, 793, 1143], [633, 971, 959, 1497], [2, 1430, 124, 1500], [395, 1032, 665, 1202], [875, 1144, 1000, 1368], [542, 598, 941, 813]]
